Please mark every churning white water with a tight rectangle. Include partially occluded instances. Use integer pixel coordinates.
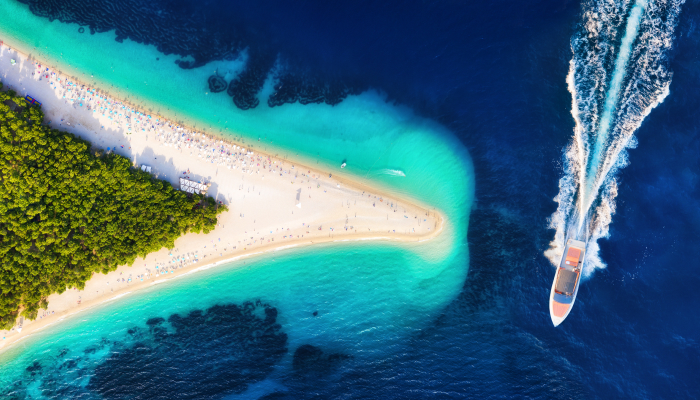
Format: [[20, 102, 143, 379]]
[[547, 0, 684, 277]]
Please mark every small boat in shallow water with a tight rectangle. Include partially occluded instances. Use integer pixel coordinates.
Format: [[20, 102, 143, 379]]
[[341, 162, 346, 168], [549, 238, 586, 326]]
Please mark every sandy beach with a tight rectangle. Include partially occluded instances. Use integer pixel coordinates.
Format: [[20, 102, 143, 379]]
[[0, 42, 445, 352]]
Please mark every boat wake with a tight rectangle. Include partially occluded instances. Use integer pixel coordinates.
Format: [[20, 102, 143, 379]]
[[546, 0, 684, 278], [373, 168, 406, 177]]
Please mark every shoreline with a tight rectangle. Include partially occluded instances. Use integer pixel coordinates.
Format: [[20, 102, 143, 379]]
[[0, 226, 444, 355], [0, 34, 440, 212], [0, 38, 448, 354]]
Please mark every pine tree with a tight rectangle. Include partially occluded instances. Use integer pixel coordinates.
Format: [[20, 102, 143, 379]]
[[0, 82, 226, 329]]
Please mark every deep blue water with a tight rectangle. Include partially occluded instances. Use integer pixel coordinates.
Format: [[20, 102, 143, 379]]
[[6, 0, 700, 398]]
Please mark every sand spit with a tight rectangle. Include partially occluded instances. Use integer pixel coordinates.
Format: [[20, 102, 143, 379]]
[[0, 41, 445, 352]]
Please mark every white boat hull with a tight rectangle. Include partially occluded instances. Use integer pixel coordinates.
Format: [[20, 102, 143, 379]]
[[549, 239, 585, 327], [549, 275, 579, 327]]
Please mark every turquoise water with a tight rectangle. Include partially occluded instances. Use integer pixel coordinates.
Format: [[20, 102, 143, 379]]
[[0, 0, 473, 388]]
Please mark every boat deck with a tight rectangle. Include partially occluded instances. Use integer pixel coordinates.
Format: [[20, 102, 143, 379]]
[[555, 239, 585, 295], [555, 268, 578, 294]]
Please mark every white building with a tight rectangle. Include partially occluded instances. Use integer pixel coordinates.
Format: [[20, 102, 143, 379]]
[[179, 177, 210, 195]]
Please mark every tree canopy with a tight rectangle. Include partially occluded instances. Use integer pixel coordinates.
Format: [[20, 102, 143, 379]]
[[0, 81, 226, 329]]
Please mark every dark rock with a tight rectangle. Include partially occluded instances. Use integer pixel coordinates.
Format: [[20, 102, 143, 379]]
[[25, 361, 42, 376], [265, 306, 278, 322], [85, 301, 288, 399], [293, 344, 323, 369], [208, 75, 227, 93], [78, 27, 84, 33], [145, 317, 165, 326], [268, 73, 363, 108], [18, 0, 239, 70], [61, 359, 78, 370], [227, 51, 275, 110], [292, 344, 350, 375], [17, 0, 363, 111]]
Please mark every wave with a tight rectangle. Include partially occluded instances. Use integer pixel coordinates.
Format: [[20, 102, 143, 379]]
[[546, 0, 684, 278]]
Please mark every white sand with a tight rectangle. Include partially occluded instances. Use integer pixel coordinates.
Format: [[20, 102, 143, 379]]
[[0, 43, 444, 351]]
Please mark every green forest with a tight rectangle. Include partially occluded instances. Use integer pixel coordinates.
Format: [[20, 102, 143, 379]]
[[0, 82, 226, 330]]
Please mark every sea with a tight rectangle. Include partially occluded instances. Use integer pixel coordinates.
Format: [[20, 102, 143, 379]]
[[0, 0, 698, 398]]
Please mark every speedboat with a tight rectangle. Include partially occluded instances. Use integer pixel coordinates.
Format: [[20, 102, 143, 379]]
[[549, 238, 585, 326]]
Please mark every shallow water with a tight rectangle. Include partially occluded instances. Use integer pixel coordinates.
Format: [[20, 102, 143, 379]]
[[0, 0, 474, 398], [2, 0, 700, 398]]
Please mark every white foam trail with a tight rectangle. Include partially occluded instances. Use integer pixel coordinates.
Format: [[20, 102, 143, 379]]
[[582, 0, 646, 227], [374, 168, 406, 177], [547, 0, 684, 278]]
